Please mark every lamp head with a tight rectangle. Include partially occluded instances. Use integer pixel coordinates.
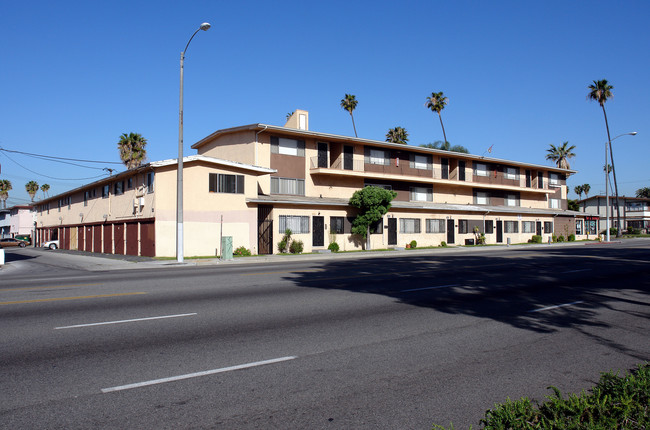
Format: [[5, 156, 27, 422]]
[[200, 22, 211, 31], [630, 132, 638, 136]]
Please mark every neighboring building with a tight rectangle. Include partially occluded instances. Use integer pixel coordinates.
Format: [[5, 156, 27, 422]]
[[0, 209, 10, 238], [36, 110, 589, 257], [9, 205, 35, 238], [578, 195, 650, 233]]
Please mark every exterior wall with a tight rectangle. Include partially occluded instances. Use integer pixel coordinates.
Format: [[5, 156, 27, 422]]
[[193, 130, 257, 166], [9, 207, 35, 236], [0, 210, 11, 237]]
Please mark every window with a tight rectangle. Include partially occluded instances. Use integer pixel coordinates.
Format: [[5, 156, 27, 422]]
[[271, 137, 305, 156], [426, 219, 445, 233], [209, 173, 244, 194], [525, 170, 532, 187], [505, 194, 518, 207], [102, 184, 110, 198], [475, 191, 490, 205], [459, 161, 466, 181], [114, 181, 124, 196], [475, 162, 488, 177], [400, 218, 421, 234], [411, 154, 431, 170], [365, 183, 393, 190], [576, 220, 583, 235], [366, 148, 389, 165], [544, 221, 553, 234], [485, 220, 494, 234], [504, 166, 518, 180], [410, 186, 432, 202], [441, 158, 449, 179], [271, 177, 305, 195], [549, 198, 560, 209], [330, 217, 344, 234], [586, 220, 597, 235], [84, 191, 90, 207], [522, 221, 535, 233], [146, 172, 154, 193], [537, 172, 544, 188], [127, 178, 133, 189], [459, 219, 469, 234], [549, 173, 560, 186], [279, 215, 309, 234], [504, 221, 519, 233]]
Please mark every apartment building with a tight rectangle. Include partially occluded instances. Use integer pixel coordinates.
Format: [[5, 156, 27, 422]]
[[36, 109, 588, 257], [578, 195, 650, 233]]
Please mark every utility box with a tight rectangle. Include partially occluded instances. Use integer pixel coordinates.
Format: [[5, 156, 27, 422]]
[[221, 236, 233, 260], [464, 239, 475, 245]]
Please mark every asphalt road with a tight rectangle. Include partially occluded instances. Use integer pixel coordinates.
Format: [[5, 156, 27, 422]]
[[1, 241, 649, 429]]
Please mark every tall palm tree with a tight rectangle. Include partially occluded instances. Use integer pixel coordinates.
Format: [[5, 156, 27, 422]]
[[25, 181, 39, 202], [574, 185, 584, 199], [117, 132, 148, 169], [41, 183, 50, 199], [425, 91, 449, 144], [545, 141, 576, 169], [340, 94, 358, 137], [588, 79, 621, 235], [0, 179, 12, 209], [582, 183, 591, 198], [385, 127, 409, 144]]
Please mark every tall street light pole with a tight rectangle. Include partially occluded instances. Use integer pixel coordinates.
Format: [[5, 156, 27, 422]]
[[605, 131, 637, 242], [178, 22, 210, 263]]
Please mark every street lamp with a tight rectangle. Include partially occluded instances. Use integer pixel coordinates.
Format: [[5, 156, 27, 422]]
[[604, 131, 637, 242], [177, 22, 210, 263]]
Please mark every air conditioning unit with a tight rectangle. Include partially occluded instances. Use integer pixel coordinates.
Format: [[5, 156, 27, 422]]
[[134, 197, 145, 208]]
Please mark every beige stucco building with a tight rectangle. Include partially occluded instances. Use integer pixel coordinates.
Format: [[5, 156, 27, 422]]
[[36, 110, 589, 257]]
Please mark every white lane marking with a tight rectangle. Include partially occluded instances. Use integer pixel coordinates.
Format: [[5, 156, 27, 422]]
[[101, 356, 297, 393], [400, 284, 458, 293], [562, 269, 591, 274], [528, 301, 584, 313], [55, 313, 197, 330]]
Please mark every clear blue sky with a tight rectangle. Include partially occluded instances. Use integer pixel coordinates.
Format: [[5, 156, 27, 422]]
[[1, 0, 648, 206]]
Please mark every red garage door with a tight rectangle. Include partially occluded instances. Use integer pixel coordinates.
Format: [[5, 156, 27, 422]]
[[84, 226, 93, 252], [103, 225, 112, 254], [93, 225, 102, 253], [140, 222, 155, 257], [114, 224, 124, 255], [126, 223, 138, 256], [77, 227, 84, 250]]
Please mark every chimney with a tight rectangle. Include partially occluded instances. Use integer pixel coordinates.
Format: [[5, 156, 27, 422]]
[[284, 109, 309, 130]]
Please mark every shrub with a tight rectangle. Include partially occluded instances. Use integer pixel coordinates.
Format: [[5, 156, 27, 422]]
[[410, 240, 417, 249], [610, 227, 618, 236], [277, 240, 287, 253], [328, 242, 339, 252], [440, 241, 447, 247], [557, 235, 565, 242], [289, 239, 303, 254], [531, 235, 543, 244], [552, 235, 558, 243], [233, 246, 251, 257], [568, 234, 575, 242]]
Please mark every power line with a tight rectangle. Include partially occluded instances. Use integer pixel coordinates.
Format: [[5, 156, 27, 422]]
[[0, 147, 123, 165], [0, 152, 108, 181]]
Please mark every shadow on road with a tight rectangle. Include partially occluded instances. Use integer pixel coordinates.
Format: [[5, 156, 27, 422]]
[[286, 244, 650, 358]]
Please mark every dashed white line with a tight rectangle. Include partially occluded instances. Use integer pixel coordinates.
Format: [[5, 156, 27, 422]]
[[101, 356, 297, 393], [55, 313, 198, 330], [562, 269, 591, 274], [400, 284, 458, 293], [528, 301, 584, 313]]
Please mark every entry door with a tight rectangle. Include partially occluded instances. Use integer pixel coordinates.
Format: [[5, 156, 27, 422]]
[[536, 221, 542, 236], [317, 142, 328, 168], [312, 216, 324, 247], [388, 218, 397, 245], [258, 205, 273, 254], [447, 219, 455, 244], [343, 146, 353, 170], [496, 220, 503, 243]]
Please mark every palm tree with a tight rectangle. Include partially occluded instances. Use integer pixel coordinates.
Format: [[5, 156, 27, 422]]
[[117, 132, 148, 169], [25, 181, 39, 202], [340, 94, 358, 137], [588, 79, 621, 235], [574, 185, 584, 199], [385, 127, 409, 144], [41, 183, 50, 199], [420, 141, 470, 153], [545, 141, 576, 169], [636, 187, 650, 198], [0, 179, 12, 209], [582, 183, 591, 198], [425, 91, 449, 144]]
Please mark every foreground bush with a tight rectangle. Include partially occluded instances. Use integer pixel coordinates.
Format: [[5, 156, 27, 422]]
[[530, 235, 543, 244], [233, 246, 251, 257], [328, 242, 340, 252], [433, 363, 649, 429]]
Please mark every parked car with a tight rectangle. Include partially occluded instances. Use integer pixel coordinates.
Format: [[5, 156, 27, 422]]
[[14, 234, 32, 245], [1, 238, 27, 248], [42, 239, 59, 250]]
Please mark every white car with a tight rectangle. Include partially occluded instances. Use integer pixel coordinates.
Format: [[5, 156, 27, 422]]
[[42, 240, 60, 250]]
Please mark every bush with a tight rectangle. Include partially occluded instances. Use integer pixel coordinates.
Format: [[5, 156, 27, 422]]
[[289, 239, 303, 254], [233, 246, 251, 257], [328, 242, 340, 252], [410, 240, 417, 249], [610, 227, 618, 236], [552, 235, 558, 243], [557, 235, 565, 242], [440, 241, 447, 247], [531, 235, 543, 244], [568, 234, 575, 242], [277, 240, 287, 253]]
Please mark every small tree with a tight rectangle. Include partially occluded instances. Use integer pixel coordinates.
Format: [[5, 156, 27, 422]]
[[349, 186, 396, 250]]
